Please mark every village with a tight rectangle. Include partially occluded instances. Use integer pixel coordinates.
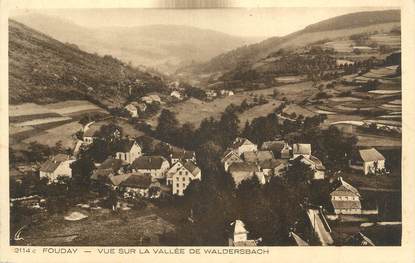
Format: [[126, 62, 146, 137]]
[[8, 9, 402, 247]]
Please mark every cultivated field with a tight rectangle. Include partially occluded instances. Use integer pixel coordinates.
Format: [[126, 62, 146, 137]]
[[9, 100, 109, 149]]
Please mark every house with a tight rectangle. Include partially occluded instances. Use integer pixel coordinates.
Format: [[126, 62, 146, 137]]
[[219, 89, 234, 96], [230, 137, 258, 156], [39, 154, 75, 182], [131, 156, 170, 181], [91, 158, 127, 183], [119, 173, 155, 199], [229, 220, 257, 246], [349, 148, 386, 175], [259, 159, 288, 178], [82, 127, 96, 144], [228, 162, 265, 186], [131, 101, 147, 112], [242, 150, 274, 163], [330, 177, 362, 215], [114, 139, 142, 164], [170, 91, 183, 100], [261, 140, 292, 158], [293, 155, 325, 180], [169, 161, 201, 196], [292, 143, 311, 159], [221, 150, 243, 172], [124, 103, 138, 118], [170, 150, 196, 165]]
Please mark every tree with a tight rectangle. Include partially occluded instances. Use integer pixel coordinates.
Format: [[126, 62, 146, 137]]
[[70, 157, 95, 193], [155, 109, 179, 142]]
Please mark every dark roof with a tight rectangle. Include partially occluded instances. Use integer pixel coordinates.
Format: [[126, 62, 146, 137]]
[[293, 143, 311, 155], [131, 156, 167, 170], [243, 151, 274, 163], [228, 162, 258, 173], [99, 158, 125, 171], [114, 139, 137, 153], [39, 160, 61, 173], [91, 168, 115, 180], [331, 200, 362, 210], [259, 159, 287, 169], [183, 161, 201, 176], [293, 155, 325, 170], [120, 173, 151, 188], [39, 154, 72, 173], [171, 150, 195, 160], [261, 140, 287, 152]]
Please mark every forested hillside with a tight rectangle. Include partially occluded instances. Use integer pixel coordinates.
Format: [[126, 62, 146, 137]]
[[9, 20, 166, 106]]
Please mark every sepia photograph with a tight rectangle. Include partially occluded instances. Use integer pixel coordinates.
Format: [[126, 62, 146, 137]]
[[6, 2, 406, 249]]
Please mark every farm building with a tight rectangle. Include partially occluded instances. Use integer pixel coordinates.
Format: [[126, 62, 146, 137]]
[[114, 139, 142, 164], [170, 91, 183, 100], [39, 154, 75, 182], [141, 94, 162, 104], [91, 158, 128, 185], [349, 148, 386, 175], [330, 177, 362, 215], [131, 156, 170, 180], [119, 173, 155, 199]]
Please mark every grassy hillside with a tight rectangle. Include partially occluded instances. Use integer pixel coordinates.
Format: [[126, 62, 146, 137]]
[[13, 14, 262, 73], [9, 19, 166, 106], [183, 9, 400, 76]]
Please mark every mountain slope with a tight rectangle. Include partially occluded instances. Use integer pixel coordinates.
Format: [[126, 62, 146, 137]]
[[9, 19, 166, 106], [13, 14, 262, 73], [184, 9, 400, 76]]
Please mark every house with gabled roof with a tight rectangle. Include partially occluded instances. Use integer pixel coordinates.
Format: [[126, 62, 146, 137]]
[[169, 161, 202, 196], [261, 140, 292, 159], [39, 154, 75, 182], [91, 158, 128, 184], [330, 177, 362, 215], [259, 159, 289, 178], [221, 149, 243, 171], [292, 143, 311, 159], [350, 148, 385, 175], [229, 220, 257, 246], [230, 137, 258, 156], [131, 156, 170, 180], [293, 155, 325, 180], [119, 173, 156, 198], [114, 139, 142, 164]]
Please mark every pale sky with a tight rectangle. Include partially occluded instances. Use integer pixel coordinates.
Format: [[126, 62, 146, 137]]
[[11, 7, 397, 38]]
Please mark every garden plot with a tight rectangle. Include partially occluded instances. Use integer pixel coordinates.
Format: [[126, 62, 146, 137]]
[[323, 40, 354, 52], [44, 100, 108, 116], [238, 101, 283, 127], [369, 34, 401, 49], [14, 116, 72, 127], [282, 104, 316, 118], [329, 97, 362, 102], [369, 90, 401, 95], [10, 103, 55, 117]]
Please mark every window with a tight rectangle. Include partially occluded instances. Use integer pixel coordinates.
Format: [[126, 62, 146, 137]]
[[183, 183, 186, 187], [179, 171, 182, 175], [176, 183, 180, 188]]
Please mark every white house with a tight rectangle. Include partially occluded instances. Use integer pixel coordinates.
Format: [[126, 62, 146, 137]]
[[170, 91, 183, 100], [169, 161, 202, 196], [350, 148, 386, 175], [131, 156, 170, 180], [292, 143, 311, 159], [124, 103, 138, 118], [114, 139, 142, 164], [330, 177, 362, 215], [39, 154, 75, 182], [231, 137, 258, 156]]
